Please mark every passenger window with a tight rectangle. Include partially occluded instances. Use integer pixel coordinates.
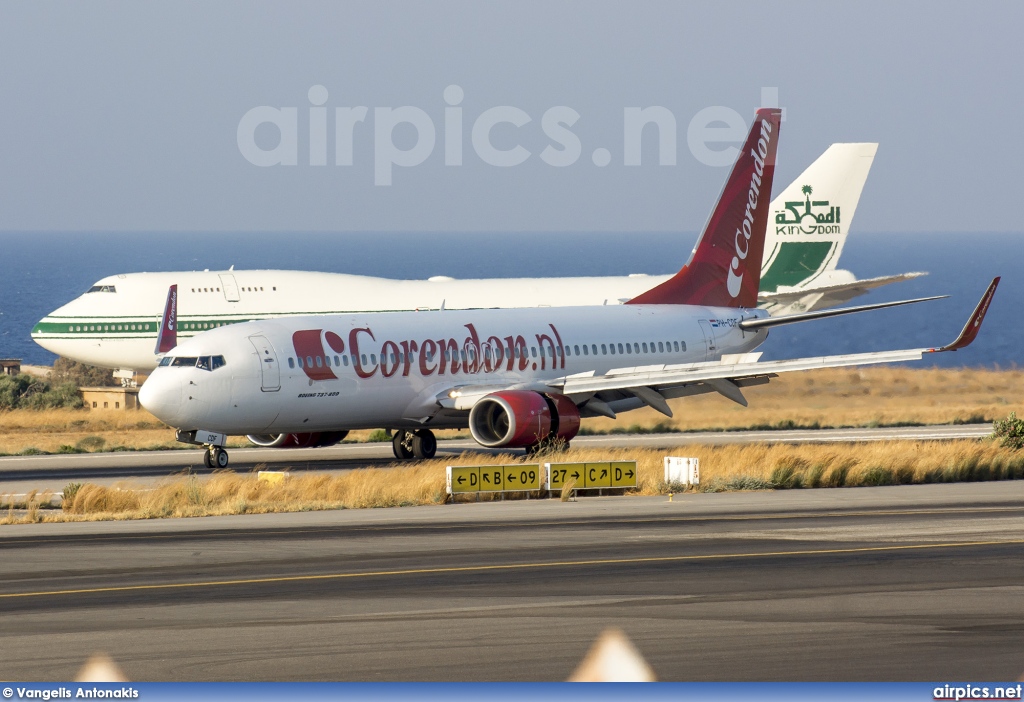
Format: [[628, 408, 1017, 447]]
[[361, 354, 367, 366], [316, 356, 323, 368], [342, 355, 349, 366], [601, 344, 607, 355], [681, 341, 686, 351], [288, 358, 295, 369], [371, 354, 377, 365], [643, 343, 649, 353], [334, 355, 340, 366], [297, 357, 304, 368], [306, 356, 314, 367], [574, 345, 580, 356], [582, 345, 588, 356], [617, 343, 624, 354]]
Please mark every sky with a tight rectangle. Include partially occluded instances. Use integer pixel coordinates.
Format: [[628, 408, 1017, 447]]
[[0, 1, 1020, 234]]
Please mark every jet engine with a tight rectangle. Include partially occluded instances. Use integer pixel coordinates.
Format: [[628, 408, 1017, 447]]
[[245, 431, 349, 449], [468, 391, 580, 448]]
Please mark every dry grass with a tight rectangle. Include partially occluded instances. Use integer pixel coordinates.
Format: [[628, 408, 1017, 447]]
[[582, 366, 1024, 434], [5, 439, 1023, 524]]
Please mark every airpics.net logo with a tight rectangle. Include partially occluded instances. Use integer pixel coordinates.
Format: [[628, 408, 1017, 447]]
[[236, 86, 785, 186]]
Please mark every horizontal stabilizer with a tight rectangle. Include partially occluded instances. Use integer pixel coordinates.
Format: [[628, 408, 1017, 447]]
[[757, 271, 929, 307], [738, 294, 946, 331]]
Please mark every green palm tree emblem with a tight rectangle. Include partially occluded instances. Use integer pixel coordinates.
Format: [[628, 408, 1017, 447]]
[[802, 184, 813, 214]]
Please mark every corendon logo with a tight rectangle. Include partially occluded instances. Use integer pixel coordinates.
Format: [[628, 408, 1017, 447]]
[[166, 290, 176, 331], [156, 284, 178, 354], [292, 329, 347, 380], [727, 116, 773, 299], [292, 323, 566, 380]]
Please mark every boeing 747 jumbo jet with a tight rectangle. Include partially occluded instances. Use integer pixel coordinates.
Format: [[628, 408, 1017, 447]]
[[33, 143, 924, 381], [138, 109, 997, 467]]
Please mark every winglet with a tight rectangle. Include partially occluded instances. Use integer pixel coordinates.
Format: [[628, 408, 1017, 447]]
[[155, 284, 178, 355], [929, 277, 999, 353]]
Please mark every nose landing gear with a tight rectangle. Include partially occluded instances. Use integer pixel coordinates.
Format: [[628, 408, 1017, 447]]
[[175, 429, 230, 469], [203, 446, 230, 469]]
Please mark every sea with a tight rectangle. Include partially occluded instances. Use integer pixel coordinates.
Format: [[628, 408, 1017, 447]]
[[0, 231, 1018, 370]]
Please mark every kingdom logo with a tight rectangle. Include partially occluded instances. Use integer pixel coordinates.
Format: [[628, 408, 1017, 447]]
[[774, 184, 841, 236]]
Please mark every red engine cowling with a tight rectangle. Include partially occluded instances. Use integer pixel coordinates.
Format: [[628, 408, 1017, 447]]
[[545, 392, 581, 442], [245, 431, 349, 448], [468, 391, 580, 448]]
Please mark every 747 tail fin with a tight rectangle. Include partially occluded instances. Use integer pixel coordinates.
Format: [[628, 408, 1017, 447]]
[[628, 107, 782, 307]]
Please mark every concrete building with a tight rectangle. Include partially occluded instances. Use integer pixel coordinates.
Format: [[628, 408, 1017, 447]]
[[80, 387, 140, 411]]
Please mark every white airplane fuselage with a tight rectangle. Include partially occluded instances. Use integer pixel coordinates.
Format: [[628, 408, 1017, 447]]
[[139, 304, 769, 435], [33, 270, 666, 371]]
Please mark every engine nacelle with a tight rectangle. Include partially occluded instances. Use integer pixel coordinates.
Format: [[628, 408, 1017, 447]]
[[468, 391, 580, 448], [245, 431, 349, 448]]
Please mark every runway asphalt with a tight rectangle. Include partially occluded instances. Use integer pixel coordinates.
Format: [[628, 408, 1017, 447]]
[[0, 423, 993, 495], [1, 480, 1022, 681]]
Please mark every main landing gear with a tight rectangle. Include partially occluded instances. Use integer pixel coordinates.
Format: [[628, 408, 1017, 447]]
[[392, 429, 437, 460]]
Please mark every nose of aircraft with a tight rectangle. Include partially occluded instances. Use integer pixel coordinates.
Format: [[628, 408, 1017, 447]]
[[138, 371, 185, 426]]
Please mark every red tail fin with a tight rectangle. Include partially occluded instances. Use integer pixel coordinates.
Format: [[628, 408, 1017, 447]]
[[155, 285, 177, 355], [627, 108, 782, 307]]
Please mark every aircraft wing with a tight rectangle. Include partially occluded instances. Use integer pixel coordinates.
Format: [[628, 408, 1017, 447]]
[[757, 271, 928, 313], [439, 278, 998, 418]]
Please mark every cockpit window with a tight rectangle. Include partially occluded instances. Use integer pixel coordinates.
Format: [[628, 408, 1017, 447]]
[[163, 355, 226, 370], [87, 285, 117, 293]]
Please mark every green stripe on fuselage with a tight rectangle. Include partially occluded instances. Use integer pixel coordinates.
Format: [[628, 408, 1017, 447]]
[[759, 241, 835, 293]]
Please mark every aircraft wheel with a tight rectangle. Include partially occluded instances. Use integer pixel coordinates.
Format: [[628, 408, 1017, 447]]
[[412, 429, 437, 459], [203, 450, 214, 469], [392, 430, 414, 460], [214, 447, 229, 468]]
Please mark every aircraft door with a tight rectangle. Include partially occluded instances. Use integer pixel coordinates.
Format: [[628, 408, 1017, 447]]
[[698, 320, 718, 361], [219, 274, 241, 302], [249, 335, 281, 392]]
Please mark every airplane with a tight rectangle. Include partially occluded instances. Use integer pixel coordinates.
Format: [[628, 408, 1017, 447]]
[[32, 144, 924, 381], [137, 109, 997, 468]]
